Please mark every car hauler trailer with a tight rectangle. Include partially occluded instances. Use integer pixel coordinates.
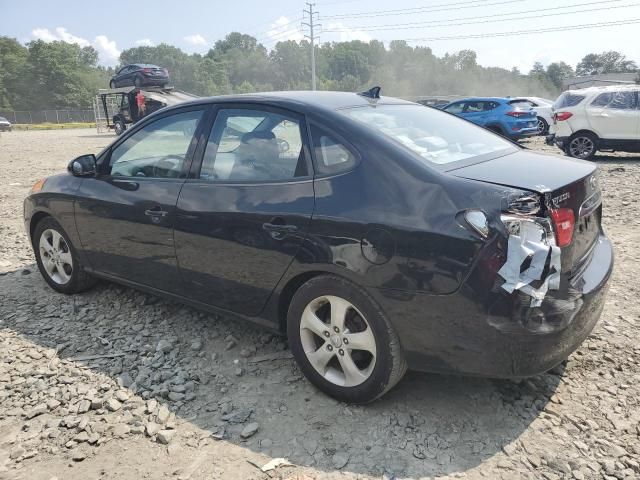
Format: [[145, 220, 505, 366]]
[[93, 86, 198, 135]]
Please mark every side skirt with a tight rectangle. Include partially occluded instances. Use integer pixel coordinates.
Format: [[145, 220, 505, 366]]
[[85, 269, 281, 333]]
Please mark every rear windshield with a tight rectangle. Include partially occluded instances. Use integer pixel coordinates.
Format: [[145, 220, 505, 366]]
[[554, 93, 585, 109], [340, 104, 515, 166], [508, 100, 533, 110]]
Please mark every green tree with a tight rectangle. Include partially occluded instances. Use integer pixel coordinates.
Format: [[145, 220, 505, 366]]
[[576, 51, 638, 76], [546, 61, 574, 89]]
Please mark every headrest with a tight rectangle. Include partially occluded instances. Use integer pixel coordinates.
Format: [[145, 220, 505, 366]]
[[241, 131, 275, 143]]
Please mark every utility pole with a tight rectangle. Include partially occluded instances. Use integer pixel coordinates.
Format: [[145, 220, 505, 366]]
[[303, 2, 320, 90]]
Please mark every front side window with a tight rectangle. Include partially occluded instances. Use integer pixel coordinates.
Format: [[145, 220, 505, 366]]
[[109, 110, 203, 178], [200, 108, 307, 182], [341, 104, 515, 166]]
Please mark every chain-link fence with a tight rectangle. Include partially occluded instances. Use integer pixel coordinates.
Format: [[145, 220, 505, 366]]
[[0, 109, 95, 124]]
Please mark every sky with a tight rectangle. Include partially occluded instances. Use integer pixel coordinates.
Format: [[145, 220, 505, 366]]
[[1, 0, 639, 73]]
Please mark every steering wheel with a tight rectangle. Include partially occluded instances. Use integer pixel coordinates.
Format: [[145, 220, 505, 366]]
[[152, 155, 183, 178], [276, 138, 290, 153]]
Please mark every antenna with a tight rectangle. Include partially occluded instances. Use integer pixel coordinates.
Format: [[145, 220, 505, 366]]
[[358, 86, 381, 99]]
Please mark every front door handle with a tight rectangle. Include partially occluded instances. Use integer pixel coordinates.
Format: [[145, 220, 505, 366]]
[[145, 207, 168, 217]]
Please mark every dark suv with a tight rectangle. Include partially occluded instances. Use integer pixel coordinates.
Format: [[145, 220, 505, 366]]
[[109, 64, 169, 89]]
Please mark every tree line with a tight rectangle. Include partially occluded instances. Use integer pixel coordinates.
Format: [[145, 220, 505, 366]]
[[0, 32, 637, 110]]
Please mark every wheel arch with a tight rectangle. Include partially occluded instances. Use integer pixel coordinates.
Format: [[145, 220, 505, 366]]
[[276, 270, 362, 333], [570, 129, 599, 141], [29, 210, 53, 243]]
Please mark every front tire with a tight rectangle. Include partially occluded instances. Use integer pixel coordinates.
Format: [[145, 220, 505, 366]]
[[567, 132, 597, 160], [33, 217, 96, 294], [134, 76, 143, 87], [109, 80, 115, 89], [287, 275, 406, 403]]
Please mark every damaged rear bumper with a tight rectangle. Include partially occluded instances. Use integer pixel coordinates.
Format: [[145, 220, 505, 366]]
[[376, 234, 613, 378]]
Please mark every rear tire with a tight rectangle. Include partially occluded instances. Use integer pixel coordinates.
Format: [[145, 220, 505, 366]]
[[536, 117, 549, 135], [567, 132, 597, 160], [287, 275, 407, 404], [33, 217, 96, 294], [114, 119, 126, 136]]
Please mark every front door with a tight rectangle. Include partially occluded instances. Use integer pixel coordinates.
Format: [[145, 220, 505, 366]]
[[75, 107, 206, 292], [174, 105, 315, 316]]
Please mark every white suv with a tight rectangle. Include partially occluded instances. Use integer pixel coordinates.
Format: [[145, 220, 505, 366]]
[[547, 85, 640, 159]]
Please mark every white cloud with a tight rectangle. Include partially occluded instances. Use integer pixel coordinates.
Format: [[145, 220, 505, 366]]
[[267, 16, 304, 43], [325, 22, 372, 42], [30, 27, 120, 65], [183, 34, 207, 46], [32, 27, 90, 47], [94, 35, 121, 64], [135, 38, 155, 47]]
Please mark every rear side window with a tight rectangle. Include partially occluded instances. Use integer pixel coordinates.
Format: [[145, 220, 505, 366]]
[[554, 93, 585, 108], [591, 91, 637, 110], [444, 102, 464, 114], [310, 125, 357, 175]]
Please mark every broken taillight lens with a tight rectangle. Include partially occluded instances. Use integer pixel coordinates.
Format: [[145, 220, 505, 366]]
[[550, 208, 575, 247], [554, 112, 573, 121]]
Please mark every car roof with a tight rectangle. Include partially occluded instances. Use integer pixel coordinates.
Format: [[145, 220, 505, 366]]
[[180, 90, 416, 113], [564, 84, 639, 96], [131, 63, 160, 68], [447, 97, 509, 103]]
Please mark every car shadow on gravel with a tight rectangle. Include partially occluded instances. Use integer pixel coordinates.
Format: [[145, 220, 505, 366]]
[[0, 265, 564, 478]]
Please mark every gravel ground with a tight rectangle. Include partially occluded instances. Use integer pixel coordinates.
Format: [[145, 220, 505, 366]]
[[0, 129, 639, 480]]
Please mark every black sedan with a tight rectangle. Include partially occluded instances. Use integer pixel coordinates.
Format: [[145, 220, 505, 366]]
[[109, 63, 169, 89], [24, 89, 613, 403]]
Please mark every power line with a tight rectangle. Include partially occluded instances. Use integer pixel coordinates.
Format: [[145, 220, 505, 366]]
[[400, 17, 640, 41], [322, 0, 627, 30], [321, 1, 640, 32], [322, 0, 522, 19], [254, 18, 304, 45]]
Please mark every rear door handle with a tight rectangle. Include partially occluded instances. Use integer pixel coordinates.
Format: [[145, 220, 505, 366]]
[[262, 217, 298, 233], [145, 207, 168, 217]]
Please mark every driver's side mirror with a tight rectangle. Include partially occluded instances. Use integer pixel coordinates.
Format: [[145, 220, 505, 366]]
[[68, 154, 97, 177]]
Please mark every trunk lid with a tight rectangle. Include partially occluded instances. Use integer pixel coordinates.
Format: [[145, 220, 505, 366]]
[[450, 150, 601, 272]]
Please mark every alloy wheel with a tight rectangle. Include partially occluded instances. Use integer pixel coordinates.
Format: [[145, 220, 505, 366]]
[[299, 295, 377, 387], [569, 136, 595, 159], [536, 118, 546, 135], [39, 228, 73, 284]]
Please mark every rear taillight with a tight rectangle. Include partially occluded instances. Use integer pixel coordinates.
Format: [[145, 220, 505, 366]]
[[143, 67, 152, 73], [554, 111, 573, 121], [550, 208, 575, 247], [506, 111, 527, 118]]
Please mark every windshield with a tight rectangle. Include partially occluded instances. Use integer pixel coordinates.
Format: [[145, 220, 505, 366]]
[[340, 104, 515, 166], [554, 93, 585, 109]]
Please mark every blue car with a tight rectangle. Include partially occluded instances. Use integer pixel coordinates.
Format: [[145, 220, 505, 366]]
[[442, 97, 538, 140]]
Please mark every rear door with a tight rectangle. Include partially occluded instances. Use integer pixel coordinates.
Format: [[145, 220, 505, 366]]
[[174, 104, 315, 316], [75, 106, 206, 292], [461, 101, 496, 126], [586, 90, 638, 139]]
